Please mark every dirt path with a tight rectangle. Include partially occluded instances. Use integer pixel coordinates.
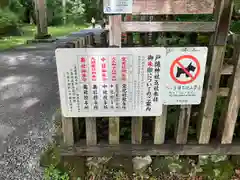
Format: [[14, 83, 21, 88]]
[[0, 43, 59, 179]]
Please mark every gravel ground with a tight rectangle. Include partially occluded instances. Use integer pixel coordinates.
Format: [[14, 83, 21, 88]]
[[0, 44, 59, 179]]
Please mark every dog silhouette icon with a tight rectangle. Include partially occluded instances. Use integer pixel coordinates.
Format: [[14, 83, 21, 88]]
[[176, 62, 196, 78]]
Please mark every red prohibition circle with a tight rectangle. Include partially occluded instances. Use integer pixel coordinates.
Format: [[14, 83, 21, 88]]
[[170, 55, 200, 85]]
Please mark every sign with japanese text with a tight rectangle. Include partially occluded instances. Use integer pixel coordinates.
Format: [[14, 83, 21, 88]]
[[55, 48, 165, 117], [103, 0, 133, 14], [160, 47, 208, 105]]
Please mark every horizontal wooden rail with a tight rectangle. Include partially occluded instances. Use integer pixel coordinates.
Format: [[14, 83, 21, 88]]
[[121, 22, 216, 32], [218, 88, 229, 96], [61, 141, 240, 156], [221, 64, 233, 75]]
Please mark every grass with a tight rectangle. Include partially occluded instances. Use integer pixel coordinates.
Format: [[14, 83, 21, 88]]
[[0, 24, 87, 50]]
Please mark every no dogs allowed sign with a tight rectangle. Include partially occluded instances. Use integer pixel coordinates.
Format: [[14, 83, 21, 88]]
[[160, 47, 208, 105]]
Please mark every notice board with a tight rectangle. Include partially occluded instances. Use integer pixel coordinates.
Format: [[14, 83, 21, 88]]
[[55, 48, 165, 117]]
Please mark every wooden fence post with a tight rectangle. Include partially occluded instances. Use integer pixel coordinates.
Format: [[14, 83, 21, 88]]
[[62, 116, 74, 146], [218, 35, 240, 144], [175, 105, 191, 144], [197, 0, 234, 144], [108, 15, 121, 144]]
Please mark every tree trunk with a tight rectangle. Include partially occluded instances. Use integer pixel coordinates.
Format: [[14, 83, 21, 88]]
[[34, 0, 49, 38]]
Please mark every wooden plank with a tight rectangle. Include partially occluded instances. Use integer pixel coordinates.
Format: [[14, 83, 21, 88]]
[[218, 88, 229, 96], [152, 16, 169, 145], [153, 105, 167, 144], [131, 117, 143, 144], [175, 105, 191, 144], [131, 16, 144, 145], [73, 118, 81, 141], [219, 36, 240, 144], [62, 116, 74, 146], [221, 64, 234, 75], [61, 141, 240, 156], [73, 40, 78, 48], [85, 118, 97, 145], [109, 117, 120, 144], [109, 15, 121, 46], [77, 37, 84, 48], [100, 31, 108, 47], [197, 46, 226, 143], [132, 0, 214, 14], [214, 0, 234, 45], [80, 38, 85, 47], [197, 0, 234, 144], [121, 22, 216, 32], [108, 15, 121, 145]]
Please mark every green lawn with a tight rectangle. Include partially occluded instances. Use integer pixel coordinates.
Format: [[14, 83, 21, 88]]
[[0, 24, 87, 50]]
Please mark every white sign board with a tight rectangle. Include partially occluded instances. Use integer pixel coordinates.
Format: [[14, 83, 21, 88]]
[[104, 0, 133, 14], [160, 47, 208, 105], [55, 48, 165, 117]]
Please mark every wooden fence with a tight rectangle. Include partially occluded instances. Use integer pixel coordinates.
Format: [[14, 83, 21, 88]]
[[60, 0, 240, 157]]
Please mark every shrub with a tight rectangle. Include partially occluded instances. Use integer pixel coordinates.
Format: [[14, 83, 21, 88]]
[[0, 8, 19, 27], [46, 0, 85, 25], [44, 165, 70, 180], [8, 0, 25, 21], [47, 0, 63, 25], [0, 8, 19, 35], [66, 0, 85, 24]]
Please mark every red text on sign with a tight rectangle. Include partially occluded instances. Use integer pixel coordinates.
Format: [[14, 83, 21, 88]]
[[111, 56, 117, 81], [80, 57, 87, 82], [148, 61, 153, 67], [121, 56, 127, 81], [101, 56, 108, 81], [91, 57, 97, 81]]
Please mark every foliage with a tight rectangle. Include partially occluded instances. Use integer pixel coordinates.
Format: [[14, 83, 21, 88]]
[[41, 144, 70, 180], [46, 0, 63, 25], [0, 8, 19, 28], [40, 144, 61, 167], [86, 157, 111, 179], [120, 126, 131, 139], [176, 14, 214, 21], [8, 0, 25, 19], [66, 0, 85, 24], [231, 21, 240, 33], [82, 0, 102, 22], [197, 155, 234, 180], [44, 164, 70, 180], [46, 0, 85, 25], [9, 0, 33, 22], [235, 0, 240, 11], [0, 7, 20, 36]]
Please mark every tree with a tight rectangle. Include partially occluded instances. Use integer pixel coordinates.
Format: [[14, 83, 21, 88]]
[[34, 0, 49, 39], [82, 0, 103, 22]]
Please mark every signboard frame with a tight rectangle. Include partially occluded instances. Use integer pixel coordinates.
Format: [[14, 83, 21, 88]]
[[160, 47, 208, 105], [55, 47, 165, 117], [103, 0, 133, 14]]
